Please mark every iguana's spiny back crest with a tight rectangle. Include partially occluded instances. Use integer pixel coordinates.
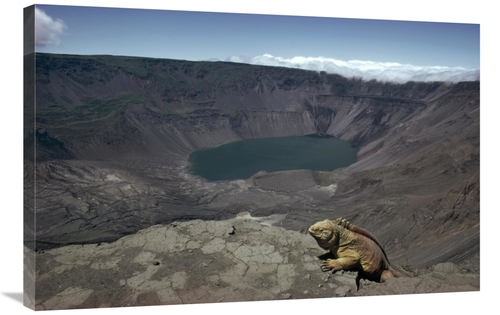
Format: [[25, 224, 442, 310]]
[[332, 217, 390, 263]]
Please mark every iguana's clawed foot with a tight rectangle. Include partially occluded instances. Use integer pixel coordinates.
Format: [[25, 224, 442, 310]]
[[321, 264, 333, 272], [320, 259, 343, 272]]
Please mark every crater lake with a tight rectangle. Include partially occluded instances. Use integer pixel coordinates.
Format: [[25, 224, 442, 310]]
[[188, 135, 359, 181]]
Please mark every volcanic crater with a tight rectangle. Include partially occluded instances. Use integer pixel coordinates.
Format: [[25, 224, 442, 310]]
[[25, 53, 479, 271]]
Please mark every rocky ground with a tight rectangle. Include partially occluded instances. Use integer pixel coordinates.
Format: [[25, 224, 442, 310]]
[[27, 214, 479, 310]]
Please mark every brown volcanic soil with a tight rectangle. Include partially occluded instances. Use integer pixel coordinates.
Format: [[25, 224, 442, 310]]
[[24, 53, 479, 309]]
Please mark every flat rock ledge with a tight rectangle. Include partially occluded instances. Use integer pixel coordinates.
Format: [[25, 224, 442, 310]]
[[30, 215, 479, 310]]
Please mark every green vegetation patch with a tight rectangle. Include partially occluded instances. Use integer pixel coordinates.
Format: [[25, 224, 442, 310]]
[[94, 56, 152, 78], [37, 94, 148, 127]]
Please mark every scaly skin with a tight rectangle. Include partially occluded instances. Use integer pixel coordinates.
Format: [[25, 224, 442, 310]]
[[308, 218, 405, 290], [332, 217, 389, 261]]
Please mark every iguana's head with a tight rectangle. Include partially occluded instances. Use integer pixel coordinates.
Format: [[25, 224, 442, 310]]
[[308, 219, 341, 249]]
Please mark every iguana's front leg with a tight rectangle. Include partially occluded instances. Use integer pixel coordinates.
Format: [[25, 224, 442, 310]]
[[320, 257, 359, 272]]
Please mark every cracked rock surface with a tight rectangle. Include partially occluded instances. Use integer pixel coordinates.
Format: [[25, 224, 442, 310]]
[[31, 215, 479, 310]]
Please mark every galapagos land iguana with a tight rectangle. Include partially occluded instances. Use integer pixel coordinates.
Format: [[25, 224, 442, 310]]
[[308, 217, 405, 290]]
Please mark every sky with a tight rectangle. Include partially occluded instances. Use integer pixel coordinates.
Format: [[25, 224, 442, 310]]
[[31, 3, 480, 83]]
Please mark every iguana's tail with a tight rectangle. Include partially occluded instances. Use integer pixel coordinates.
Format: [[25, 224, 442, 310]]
[[390, 266, 409, 278]]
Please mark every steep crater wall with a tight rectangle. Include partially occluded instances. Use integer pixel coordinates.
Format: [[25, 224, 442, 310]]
[[31, 53, 443, 162]]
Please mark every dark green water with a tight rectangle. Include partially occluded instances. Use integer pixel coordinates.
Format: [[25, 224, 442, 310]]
[[188, 135, 359, 181]]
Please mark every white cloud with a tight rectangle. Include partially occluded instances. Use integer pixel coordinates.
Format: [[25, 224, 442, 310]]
[[227, 53, 479, 83], [35, 7, 67, 47]]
